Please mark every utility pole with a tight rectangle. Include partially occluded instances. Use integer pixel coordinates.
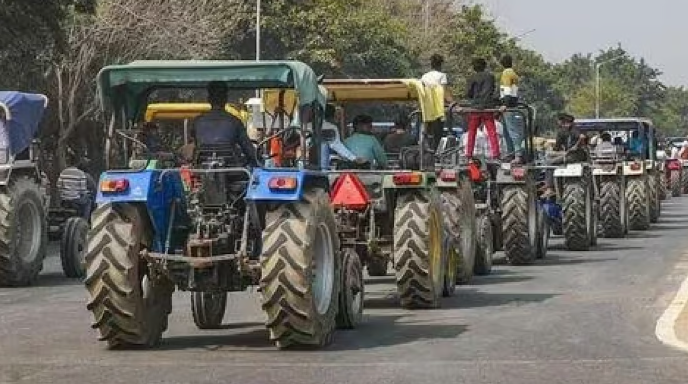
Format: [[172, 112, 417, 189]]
[[423, 0, 430, 37], [594, 54, 624, 118]]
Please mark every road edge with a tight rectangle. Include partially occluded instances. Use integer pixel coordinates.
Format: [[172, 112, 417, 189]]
[[656, 255, 688, 352]]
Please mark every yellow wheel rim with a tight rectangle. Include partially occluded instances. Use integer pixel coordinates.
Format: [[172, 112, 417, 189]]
[[429, 208, 443, 294]]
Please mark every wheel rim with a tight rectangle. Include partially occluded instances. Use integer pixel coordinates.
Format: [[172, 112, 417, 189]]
[[313, 223, 335, 315], [16, 199, 42, 263], [429, 208, 443, 293]]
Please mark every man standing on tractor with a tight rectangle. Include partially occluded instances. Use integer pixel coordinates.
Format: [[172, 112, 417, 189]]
[[499, 54, 525, 164], [194, 81, 258, 167], [344, 114, 388, 168], [421, 54, 453, 150], [463, 57, 504, 161], [542, 113, 588, 197]]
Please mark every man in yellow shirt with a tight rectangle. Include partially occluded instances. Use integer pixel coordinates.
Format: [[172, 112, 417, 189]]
[[499, 55, 524, 164]]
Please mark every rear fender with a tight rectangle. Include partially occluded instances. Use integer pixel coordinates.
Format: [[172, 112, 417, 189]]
[[95, 169, 189, 252], [245, 168, 329, 202]]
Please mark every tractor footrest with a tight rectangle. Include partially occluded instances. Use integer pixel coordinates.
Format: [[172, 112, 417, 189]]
[[145, 252, 238, 267]]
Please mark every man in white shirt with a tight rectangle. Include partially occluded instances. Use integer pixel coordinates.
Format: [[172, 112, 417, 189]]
[[421, 54, 453, 104]]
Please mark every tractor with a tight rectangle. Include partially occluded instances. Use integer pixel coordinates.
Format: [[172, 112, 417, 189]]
[[314, 79, 456, 309], [84, 60, 359, 349], [446, 102, 548, 265], [0, 92, 49, 286], [665, 136, 688, 195]]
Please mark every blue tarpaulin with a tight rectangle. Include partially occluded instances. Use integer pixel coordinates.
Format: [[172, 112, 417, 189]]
[[0, 91, 48, 155]]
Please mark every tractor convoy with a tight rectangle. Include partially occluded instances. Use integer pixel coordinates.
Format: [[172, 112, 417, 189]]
[[0, 60, 677, 350]]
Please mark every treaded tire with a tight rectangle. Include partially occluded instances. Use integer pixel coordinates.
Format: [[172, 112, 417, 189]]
[[501, 185, 536, 265], [562, 181, 591, 251], [0, 176, 48, 287], [649, 173, 660, 223], [366, 253, 388, 277], [671, 170, 681, 197], [85, 203, 174, 348], [474, 214, 493, 276], [60, 217, 89, 278], [536, 207, 550, 259], [336, 249, 364, 329], [598, 180, 624, 238], [682, 167, 688, 194], [394, 191, 446, 309], [660, 171, 668, 200], [440, 182, 476, 285], [626, 177, 650, 231], [260, 189, 340, 348], [191, 292, 227, 330]]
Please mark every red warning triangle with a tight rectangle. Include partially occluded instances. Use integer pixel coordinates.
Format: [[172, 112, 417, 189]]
[[330, 173, 370, 211]]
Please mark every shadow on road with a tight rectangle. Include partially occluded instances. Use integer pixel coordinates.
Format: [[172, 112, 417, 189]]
[[442, 289, 557, 309], [536, 254, 618, 266], [34, 272, 83, 287], [158, 324, 270, 351], [328, 315, 468, 351], [470, 269, 534, 285]]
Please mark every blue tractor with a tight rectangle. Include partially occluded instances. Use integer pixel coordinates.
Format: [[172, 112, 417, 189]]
[[0, 92, 50, 286], [85, 61, 356, 349]]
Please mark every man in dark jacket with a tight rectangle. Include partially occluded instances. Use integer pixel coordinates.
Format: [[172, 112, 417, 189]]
[[543, 113, 588, 197], [383, 118, 416, 154], [463, 58, 504, 160], [194, 81, 258, 166]]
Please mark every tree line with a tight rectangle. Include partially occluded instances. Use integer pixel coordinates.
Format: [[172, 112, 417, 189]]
[[2, 0, 687, 178]]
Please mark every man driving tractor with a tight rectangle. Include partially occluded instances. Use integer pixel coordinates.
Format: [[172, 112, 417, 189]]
[[344, 114, 388, 169], [193, 81, 258, 167], [542, 112, 588, 197]]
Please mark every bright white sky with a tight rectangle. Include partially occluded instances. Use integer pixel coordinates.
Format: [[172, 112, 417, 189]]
[[470, 0, 685, 86]]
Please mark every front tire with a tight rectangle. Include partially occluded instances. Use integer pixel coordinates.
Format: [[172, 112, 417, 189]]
[[260, 189, 340, 348], [337, 249, 364, 329], [501, 185, 537, 265], [562, 181, 591, 251], [191, 292, 227, 330], [0, 177, 48, 286], [60, 217, 89, 278], [671, 170, 681, 197], [394, 191, 445, 309], [626, 177, 650, 231], [474, 214, 494, 275], [440, 183, 476, 285], [85, 203, 173, 348], [598, 180, 624, 238]]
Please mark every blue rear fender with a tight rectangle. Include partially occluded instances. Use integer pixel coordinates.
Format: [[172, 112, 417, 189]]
[[245, 168, 329, 202], [95, 169, 190, 252]]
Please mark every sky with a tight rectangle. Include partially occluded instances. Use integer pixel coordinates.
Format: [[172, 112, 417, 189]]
[[470, 0, 686, 86]]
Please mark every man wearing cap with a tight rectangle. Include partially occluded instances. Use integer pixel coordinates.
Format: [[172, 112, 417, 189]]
[[193, 81, 258, 167], [543, 113, 588, 197], [344, 115, 388, 168]]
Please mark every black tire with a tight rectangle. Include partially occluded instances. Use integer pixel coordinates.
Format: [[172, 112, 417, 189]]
[[60, 217, 89, 278], [442, 236, 457, 297], [260, 189, 340, 348], [598, 180, 624, 238], [440, 183, 476, 285], [626, 177, 650, 231], [562, 181, 591, 251], [682, 167, 688, 194], [0, 176, 48, 287], [394, 191, 445, 309], [649, 173, 660, 223], [501, 185, 537, 265], [536, 207, 550, 259], [660, 171, 668, 200], [85, 203, 174, 348], [474, 214, 493, 275], [191, 292, 227, 330], [336, 249, 364, 329], [366, 253, 388, 277], [671, 170, 681, 197]]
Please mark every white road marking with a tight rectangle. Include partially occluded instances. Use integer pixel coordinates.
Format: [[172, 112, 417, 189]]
[[656, 254, 688, 351]]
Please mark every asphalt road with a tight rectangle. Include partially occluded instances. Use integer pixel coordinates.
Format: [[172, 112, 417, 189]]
[[4, 198, 688, 384]]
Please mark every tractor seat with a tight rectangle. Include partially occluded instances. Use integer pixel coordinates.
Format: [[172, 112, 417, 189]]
[[196, 143, 244, 166]]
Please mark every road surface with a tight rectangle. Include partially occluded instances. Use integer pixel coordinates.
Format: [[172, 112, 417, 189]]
[[3, 198, 688, 384]]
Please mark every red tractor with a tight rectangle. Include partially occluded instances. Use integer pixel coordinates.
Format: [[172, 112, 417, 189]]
[[665, 158, 682, 197]]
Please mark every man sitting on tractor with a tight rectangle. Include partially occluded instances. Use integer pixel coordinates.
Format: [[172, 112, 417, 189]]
[[542, 113, 588, 197], [344, 114, 388, 169], [383, 117, 416, 154], [194, 81, 258, 167]]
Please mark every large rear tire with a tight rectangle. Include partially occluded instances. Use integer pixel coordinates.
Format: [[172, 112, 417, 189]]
[[598, 180, 624, 238], [191, 292, 227, 330], [394, 191, 445, 309], [440, 182, 476, 285], [0, 177, 48, 287], [660, 171, 668, 200], [562, 180, 591, 251], [336, 249, 364, 329], [474, 214, 493, 276], [649, 173, 660, 223], [671, 170, 681, 197], [501, 185, 537, 265], [682, 167, 688, 194], [626, 177, 650, 231], [260, 189, 340, 348], [60, 217, 89, 278], [85, 203, 174, 348]]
